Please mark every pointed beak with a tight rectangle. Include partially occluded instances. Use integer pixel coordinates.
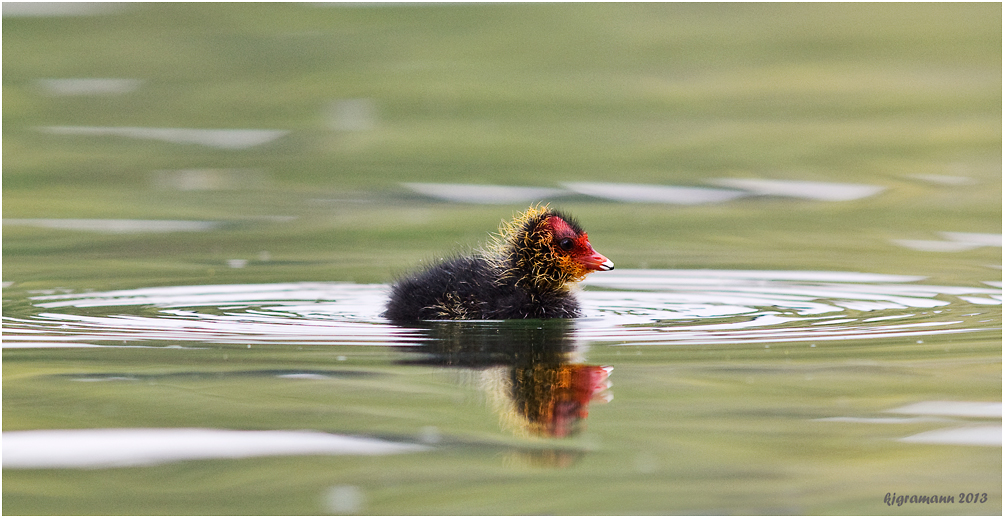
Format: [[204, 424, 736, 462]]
[[581, 244, 614, 272]]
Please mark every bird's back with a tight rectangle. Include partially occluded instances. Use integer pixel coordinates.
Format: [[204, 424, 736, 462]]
[[384, 255, 581, 321]]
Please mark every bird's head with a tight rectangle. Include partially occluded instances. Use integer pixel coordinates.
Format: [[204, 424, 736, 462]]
[[493, 206, 613, 291]]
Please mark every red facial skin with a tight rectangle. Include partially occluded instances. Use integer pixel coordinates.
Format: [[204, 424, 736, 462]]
[[545, 216, 614, 279]]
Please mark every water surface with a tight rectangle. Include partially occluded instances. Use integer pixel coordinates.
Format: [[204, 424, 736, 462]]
[[3, 269, 1000, 513], [3, 3, 1000, 514]]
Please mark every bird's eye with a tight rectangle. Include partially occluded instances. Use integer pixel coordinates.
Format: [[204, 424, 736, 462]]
[[558, 237, 575, 251]]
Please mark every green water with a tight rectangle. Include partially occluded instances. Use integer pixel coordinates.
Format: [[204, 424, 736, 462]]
[[3, 3, 1001, 515]]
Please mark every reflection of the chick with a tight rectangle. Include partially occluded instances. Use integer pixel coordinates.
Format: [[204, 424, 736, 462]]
[[397, 319, 611, 438]]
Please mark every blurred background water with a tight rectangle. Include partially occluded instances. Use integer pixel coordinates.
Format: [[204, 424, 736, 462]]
[[2, 3, 1001, 515]]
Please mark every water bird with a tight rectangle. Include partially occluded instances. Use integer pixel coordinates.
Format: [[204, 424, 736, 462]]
[[384, 206, 613, 321]]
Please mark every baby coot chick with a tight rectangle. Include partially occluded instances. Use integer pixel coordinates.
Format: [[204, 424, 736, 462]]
[[384, 206, 613, 321]]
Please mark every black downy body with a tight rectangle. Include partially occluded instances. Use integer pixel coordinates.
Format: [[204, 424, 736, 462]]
[[384, 207, 608, 322]]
